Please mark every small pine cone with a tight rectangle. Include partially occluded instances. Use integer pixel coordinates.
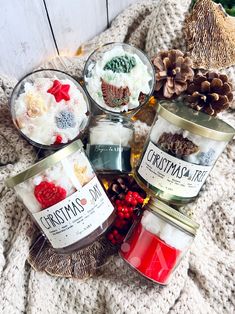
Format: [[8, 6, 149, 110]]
[[153, 49, 194, 99], [108, 176, 146, 202], [157, 132, 199, 157], [187, 72, 233, 116]]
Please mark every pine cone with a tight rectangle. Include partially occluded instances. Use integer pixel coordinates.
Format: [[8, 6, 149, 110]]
[[108, 176, 146, 202], [153, 49, 194, 99], [157, 132, 199, 157], [187, 72, 233, 116]]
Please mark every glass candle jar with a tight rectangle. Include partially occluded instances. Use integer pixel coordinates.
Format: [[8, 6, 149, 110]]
[[5, 140, 115, 253], [87, 114, 134, 173], [135, 100, 235, 205], [10, 69, 90, 149], [83, 42, 155, 115], [120, 198, 199, 285]]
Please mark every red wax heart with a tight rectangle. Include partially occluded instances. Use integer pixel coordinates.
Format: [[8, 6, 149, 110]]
[[34, 181, 67, 209], [47, 80, 70, 102]]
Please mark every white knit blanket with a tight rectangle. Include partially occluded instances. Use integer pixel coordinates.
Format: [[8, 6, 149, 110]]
[[1, 1, 235, 313]]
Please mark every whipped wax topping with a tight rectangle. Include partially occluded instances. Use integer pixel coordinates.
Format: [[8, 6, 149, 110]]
[[141, 210, 192, 251], [85, 46, 152, 113], [15, 150, 95, 213], [14, 77, 89, 146], [90, 122, 133, 146]]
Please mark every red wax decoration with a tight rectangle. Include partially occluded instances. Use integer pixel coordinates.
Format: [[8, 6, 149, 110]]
[[47, 80, 70, 102], [120, 223, 181, 284], [34, 181, 67, 209], [54, 135, 63, 145]]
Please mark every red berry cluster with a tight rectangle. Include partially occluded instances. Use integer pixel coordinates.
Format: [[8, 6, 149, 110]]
[[107, 191, 144, 246]]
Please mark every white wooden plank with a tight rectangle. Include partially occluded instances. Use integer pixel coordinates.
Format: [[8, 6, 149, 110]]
[[45, 0, 108, 56], [108, 0, 138, 23], [0, 0, 57, 79]]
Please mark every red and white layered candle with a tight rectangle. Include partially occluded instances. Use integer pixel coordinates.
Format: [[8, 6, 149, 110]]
[[120, 201, 198, 285]]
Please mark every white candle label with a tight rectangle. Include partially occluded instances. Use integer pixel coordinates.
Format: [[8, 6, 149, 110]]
[[33, 176, 114, 249], [137, 141, 212, 198]]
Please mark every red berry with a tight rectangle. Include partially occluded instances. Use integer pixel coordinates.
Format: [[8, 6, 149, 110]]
[[113, 229, 118, 236], [111, 239, 116, 245], [137, 196, 144, 204], [130, 198, 137, 206], [127, 191, 133, 196], [117, 205, 123, 212], [124, 213, 130, 219], [118, 212, 124, 218], [125, 195, 132, 203], [128, 206, 134, 212], [115, 199, 121, 205], [54, 135, 63, 145], [107, 233, 114, 240], [133, 192, 139, 199], [123, 206, 129, 213]]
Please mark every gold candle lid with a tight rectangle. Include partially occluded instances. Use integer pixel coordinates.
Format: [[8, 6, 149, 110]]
[[157, 100, 235, 142], [147, 198, 199, 236], [5, 140, 83, 188]]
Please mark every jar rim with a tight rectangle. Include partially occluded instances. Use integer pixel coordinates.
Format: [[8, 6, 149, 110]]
[[5, 140, 83, 188], [157, 100, 235, 141], [90, 114, 134, 128], [146, 198, 199, 235]]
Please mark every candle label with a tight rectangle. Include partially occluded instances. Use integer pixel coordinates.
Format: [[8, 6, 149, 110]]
[[33, 176, 114, 249], [87, 144, 131, 172], [137, 141, 212, 198]]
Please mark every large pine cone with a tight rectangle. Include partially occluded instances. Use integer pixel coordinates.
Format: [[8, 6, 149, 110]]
[[187, 72, 233, 116], [157, 132, 199, 157], [153, 49, 194, 99]]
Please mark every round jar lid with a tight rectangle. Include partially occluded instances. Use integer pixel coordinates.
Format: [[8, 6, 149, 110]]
[[147, 198, 199, 235], [157, 100, 235, 141], [5, 140, 83, 188], [91, 113, 134, 128]]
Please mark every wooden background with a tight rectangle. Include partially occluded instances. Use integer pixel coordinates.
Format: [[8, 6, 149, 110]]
[[0, 0, 137, 79]]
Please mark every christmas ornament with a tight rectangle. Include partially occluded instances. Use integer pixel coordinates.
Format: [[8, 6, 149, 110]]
[[184, 0, 235, 69], [101, 78, 131, 108], [34, 181, 67, 209], [187, 72, 233, 116], [153, 49, 194, 98], [47, 80, 70, 102], [55, 110, 76, 129], [157, 132, 199, 157], [104, 55, 136, 73]]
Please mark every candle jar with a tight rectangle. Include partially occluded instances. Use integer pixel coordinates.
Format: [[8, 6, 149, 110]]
[[119, 198, 199, 285], [87, 114, 134, 173], [10, 69, 90, 149], [83, 42, 155, 115], [5, 140, 115, 253], [135, 100, 235, 205]]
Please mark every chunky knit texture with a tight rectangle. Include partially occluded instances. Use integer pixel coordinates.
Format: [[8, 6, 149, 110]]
[[1, 1, 235, 313]]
